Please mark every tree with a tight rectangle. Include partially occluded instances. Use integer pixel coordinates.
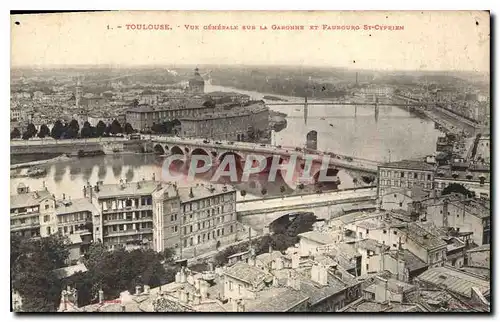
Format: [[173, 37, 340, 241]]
[[68, 119, 80, 135], [202, 99, 215, 108], [95, 121, 107, 137], [11, 235, 69, 312], [11, 127, 21, 139], [80, 121, 93, 138], [63, 126, 78, 139], [22, 131, 31, 140], [26, 123, 37, 137], [442, 183, 475, 198], [151, 122, 165, 134], [37, 124, 50, 138], [124, 123, 134, 135], [104, 124, 112, 136], [110, 120, 123, 135], [50, 120, 64, 139]]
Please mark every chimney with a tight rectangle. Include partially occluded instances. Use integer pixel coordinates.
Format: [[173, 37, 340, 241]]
[[208, 262, 214, 272], [194, 278, 201, 291], [180, 267, 187, 283], [98, 289, 104, 304], [189, 188, 194, 198], [63, 193, 66, 200], [60, 290, 68, 311], [311, 264, 328, 286], [291, 253, 300, 269], [179, 289, 188, 304], [268, 243, 273, 254], [143, 285, 150, 294], [193, 292, 201, 305], [175, 272, 181, 283], [152, 173, 156, 181], [443, 198, 449, 227], [374, 277, 388, 303], [200, 281, 209, 299], [135, 285, 141, 295], [272, 276, 279, 287]]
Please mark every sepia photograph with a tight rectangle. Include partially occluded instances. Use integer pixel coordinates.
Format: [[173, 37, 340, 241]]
[[9, 10, 491, 313]]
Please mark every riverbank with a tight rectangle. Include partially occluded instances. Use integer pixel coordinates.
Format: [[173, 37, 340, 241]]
[[10, 154, 72, 170]]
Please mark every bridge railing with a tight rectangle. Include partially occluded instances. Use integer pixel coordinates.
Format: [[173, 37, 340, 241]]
[[236, 185, 377, 204], [10, 137, 128, 146]]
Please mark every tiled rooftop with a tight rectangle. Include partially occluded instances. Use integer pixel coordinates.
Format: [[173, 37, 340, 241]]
[[416, 266, 490, 298], [11, 189, 52, 209], [381, 159, 436, 171], [224, 261, 272, 286]]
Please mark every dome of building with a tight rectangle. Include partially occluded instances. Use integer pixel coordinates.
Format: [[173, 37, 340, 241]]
[[189, 68, 205, 86]]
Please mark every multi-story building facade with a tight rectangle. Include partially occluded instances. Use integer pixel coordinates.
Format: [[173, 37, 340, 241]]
[[84, 180, 238, 256], [377, 160, 436, 198], [179, 103, 269, 141], [423, 197, 490, 246], [11, 184, 98, 242], [434, 164, 490, 200], [153, 183, 238, 258], [84, 180, 162, 250], [11, 184, 53, 238], [125, 103, 214, 132]]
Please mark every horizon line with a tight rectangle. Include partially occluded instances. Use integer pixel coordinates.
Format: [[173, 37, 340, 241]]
[[10, 63, 490, 74]]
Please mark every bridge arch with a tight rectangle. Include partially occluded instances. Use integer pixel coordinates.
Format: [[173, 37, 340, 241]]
[[306, 130, 318, 150], [217, 151, 244, 183], [191, 148, 209, 156], [171, 146, 184, 155], [153, 144, 165, 155]]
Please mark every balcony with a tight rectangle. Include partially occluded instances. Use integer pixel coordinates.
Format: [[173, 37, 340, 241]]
[[102, 204, 153, 214], [103, 217, 153, 226], [11, 222, 40, 231], [104, 228, 153, 238]]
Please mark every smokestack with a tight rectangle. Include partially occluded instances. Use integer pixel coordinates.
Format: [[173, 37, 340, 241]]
[[135, 285, 141, 295]]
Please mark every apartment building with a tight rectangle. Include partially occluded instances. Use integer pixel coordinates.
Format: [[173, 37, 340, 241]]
[[377, 160, 436, 198], [84, 180, 238, 256]]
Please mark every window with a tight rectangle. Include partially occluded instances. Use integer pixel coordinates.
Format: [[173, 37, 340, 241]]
[[394, 231, 397, 235], [414, 173, 418, 179], [184, 239, 187, 247], [45, 204, 50, 210], [43, 215, 50, 223], [427, 174, 431, 180], [366, 263, 369, 270], [229, 281, 233, 291], [383, 229, 387, 234], [401, 172, 404, 178], [217, 229, 220, 237], [366, 229, 369, 234]]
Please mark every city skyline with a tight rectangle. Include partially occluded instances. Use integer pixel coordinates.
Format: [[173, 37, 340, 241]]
[[11, 11, 490, 72]]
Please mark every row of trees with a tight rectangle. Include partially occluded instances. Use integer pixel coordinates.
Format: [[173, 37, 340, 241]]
[[10, 119, 136, 140], [11, 234, 177, 311]]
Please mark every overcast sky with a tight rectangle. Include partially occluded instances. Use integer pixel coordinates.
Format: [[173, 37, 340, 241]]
[[11, 11, 490, 72]]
